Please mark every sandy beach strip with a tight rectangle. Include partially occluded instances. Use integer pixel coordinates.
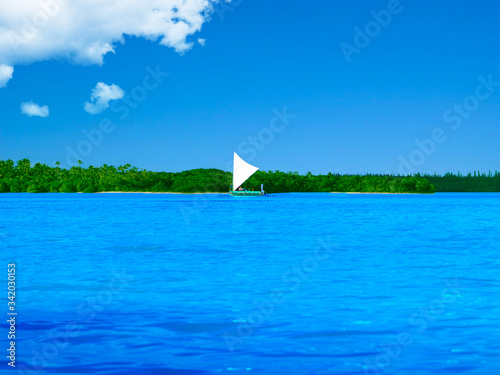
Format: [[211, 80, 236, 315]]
[[96, 191, 226, 194]]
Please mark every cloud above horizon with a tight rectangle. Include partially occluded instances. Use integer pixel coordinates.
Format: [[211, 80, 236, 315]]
[[0, 0, 220, 87], [84, 82, 125, 115], [20, 101, 50, 117], [0, 64, 14, 88]]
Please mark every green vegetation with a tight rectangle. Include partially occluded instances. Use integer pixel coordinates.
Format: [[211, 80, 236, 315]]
[[0, 159, 438, 194], [245, 171, 435, 193], [2, 159, 499, 194], [422, 171, 500, 192], [0, 159, 226, 193], [5, 160, 497, 194]]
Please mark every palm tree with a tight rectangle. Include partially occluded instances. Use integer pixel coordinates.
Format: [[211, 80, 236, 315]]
[[16, 158, 31, 175]]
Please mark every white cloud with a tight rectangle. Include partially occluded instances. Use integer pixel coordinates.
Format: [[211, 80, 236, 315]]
[[0, 0, 220, 86], [197, 38, 206, 47], [0, 64, 14, 88], [84, 82, 125, 115], [20, 101, 49, 117]]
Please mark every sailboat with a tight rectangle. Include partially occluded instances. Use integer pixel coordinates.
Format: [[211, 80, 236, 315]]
[[229, 152, 265, 196]]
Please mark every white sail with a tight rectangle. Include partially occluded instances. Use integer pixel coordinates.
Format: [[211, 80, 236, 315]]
[[233, 152, 259, 190]]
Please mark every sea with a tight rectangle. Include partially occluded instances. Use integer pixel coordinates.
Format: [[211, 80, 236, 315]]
[[1, 192, 499, 375]]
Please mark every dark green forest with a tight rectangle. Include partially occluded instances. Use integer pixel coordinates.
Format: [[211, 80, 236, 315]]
[[0, 159, 498, 194], [423, 171, 500, 192]]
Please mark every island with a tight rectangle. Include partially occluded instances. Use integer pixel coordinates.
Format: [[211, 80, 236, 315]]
[[0, 159, 498, 194]]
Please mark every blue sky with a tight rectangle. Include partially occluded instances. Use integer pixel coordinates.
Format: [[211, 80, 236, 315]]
[[1, 0, 499, 175]]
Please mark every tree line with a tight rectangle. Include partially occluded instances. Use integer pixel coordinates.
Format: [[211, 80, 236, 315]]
[[420, 171, 500, 192], [0, 159, 441, 194], [6, 159, 498, 194], [5, 159, 499, 193]]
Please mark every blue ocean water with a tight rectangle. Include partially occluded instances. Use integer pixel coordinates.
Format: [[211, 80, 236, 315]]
[[1, 192, 500, 375]]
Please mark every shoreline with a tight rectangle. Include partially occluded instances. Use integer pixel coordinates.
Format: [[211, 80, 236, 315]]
[[96, 191, 431, 195], [2, 191, 437, 195], [96, 191, 225, 194], [341, 192, 431, 195]]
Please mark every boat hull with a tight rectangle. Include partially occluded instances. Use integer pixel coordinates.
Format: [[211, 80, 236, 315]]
[[229, 190, 264, 197]]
